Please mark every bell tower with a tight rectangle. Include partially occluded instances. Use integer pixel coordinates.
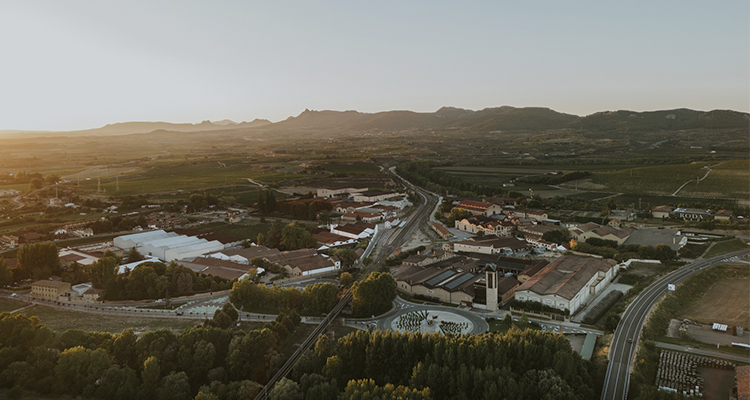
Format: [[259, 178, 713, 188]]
[[486, 263, 499, 311]]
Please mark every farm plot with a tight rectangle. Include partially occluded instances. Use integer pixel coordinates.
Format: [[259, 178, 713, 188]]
[[679, 160, 750, 199], [682, 277, 750, 328], [590, 163, 711, 196]]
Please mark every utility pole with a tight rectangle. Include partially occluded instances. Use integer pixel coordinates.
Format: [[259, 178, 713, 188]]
[[116, 176, 119, 192]]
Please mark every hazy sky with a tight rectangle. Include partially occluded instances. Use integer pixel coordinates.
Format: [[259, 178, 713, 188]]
[[1, 1, 748, 131]]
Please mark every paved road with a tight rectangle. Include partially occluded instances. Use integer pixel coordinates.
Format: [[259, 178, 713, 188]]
[[654, 341, 750, 364], [600, 249, 750, 400]]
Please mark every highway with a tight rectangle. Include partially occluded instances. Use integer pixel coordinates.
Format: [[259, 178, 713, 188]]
[[600, 249, 750, 400], [253, 168, 437, 400]]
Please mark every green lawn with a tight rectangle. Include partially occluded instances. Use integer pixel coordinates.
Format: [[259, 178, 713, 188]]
[[0, 297, 26, 313], [703, 239, 750, 258], [18, 305, 200, 334]]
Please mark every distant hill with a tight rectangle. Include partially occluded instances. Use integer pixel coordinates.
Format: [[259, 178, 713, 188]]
[[266, 106, 748, 133], [2, 107, 746, 138], [2, 118, 273, 138], [570, 109, 750, 131]]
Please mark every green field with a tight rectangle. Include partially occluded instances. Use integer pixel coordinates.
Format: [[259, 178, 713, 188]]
[[703, 239, 750, 258], [0, 298, 26, 313], [590, 163, 712, 195], [71, 159, 311, 196], [680, 160, 750, 199], [19, 305, 200, 334]]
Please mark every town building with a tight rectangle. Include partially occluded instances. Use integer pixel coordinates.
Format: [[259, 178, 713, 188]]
[[31, 280, 71, 300], [714, 209, 734, 221], [671, 208, 713, 221], [330, 222, 376, 240], [58, 248, 100, 268], [317, 186, 368, 199], [454, 200, 504, 217], [569, 222, 636, 245], [431, 222, 454, 240], [651, 205, 674, 219], [449, 237, 530, 256]]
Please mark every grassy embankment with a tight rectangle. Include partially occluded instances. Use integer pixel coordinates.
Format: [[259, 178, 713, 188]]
[[703, 238, 749, 258]]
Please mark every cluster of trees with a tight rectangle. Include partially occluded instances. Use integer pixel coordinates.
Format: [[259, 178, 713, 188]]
[[275, 199, 334, 221], [257, 221, 317, 251], [256, 190, 277, 213], [89, 253, 232, 301], [189, 193, 220, 212], [572, 240, 677, 263], [542, 228, 571, 246], [508, 299, 569, 316], [229, 279, 337, 315], [0, 171, 60, 188], [0, 258, 13, 287], [0, 309, 301, 400], [16, 242, 59, 280], [287, 329, 597, 400], [385, 246, 426, 267], [396, 161, 495, 197], [89, 215, 149, 234], [351, 272, 396, 317]]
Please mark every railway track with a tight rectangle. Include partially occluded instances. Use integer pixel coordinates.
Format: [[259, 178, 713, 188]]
[[253, 169, 437, 399]]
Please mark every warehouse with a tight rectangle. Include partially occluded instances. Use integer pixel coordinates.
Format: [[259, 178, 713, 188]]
[[514, 255, 619, 315]]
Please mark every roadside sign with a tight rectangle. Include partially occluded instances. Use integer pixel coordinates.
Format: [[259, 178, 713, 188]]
[[667, 284, 676, 291]]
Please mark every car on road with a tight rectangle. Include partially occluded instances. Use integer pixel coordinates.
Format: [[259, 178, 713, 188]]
[[628, 338, 633, 344]]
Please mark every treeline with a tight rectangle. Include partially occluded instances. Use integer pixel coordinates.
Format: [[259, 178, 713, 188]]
[[256, 220, 317, 251], [89, 214, 149, 234], [276, 198, 334, 221], [572, 240, 676, 263], [89, 253, 232, 300], [397, 161, 495, 197], [287, 329, 597, 400], [230, 279, 337, 315], [0, 308, 301, 400]]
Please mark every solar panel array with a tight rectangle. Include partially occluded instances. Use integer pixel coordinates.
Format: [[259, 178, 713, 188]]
[[426, 270, 456, 287], [444, 273, 475, 290]]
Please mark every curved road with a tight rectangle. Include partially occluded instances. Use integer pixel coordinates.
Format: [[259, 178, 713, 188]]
[[601, 249, 750, 400]]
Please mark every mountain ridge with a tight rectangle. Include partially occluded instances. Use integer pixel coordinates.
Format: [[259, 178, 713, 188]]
[[2, 107, 747, 138]]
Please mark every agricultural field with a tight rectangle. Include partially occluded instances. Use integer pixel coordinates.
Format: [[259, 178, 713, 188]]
[[588, 162, 713, 196], [682, 277, 750, 328], [679, 160, 750, 200]]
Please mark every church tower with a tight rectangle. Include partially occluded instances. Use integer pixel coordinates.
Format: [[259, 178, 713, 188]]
[[486, 263, 499, 311]]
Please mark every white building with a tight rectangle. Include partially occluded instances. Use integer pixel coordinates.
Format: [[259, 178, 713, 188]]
[[514, 255, 619, 315], [114, 230, 224, 262]]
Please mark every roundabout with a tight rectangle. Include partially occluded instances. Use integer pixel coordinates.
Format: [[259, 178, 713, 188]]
[[376, 297, 489, 335]]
